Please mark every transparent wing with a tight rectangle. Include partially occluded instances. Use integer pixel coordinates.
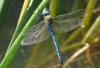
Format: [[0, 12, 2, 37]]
[[53, 9, 86, 33], [22, 21, 46, 36], [21, 25, 50, 45], [53, 9, 86, 22], [53, 18, 83, 33]]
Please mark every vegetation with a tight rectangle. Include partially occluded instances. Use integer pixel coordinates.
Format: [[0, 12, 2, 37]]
[[0, 0, 100, 68]]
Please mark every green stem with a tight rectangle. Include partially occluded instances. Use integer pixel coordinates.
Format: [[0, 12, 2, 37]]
[[5, 0, 41, 55], [0, 0, 52, 68], [82, 15, 100, 43], [72, 0, 85, 11], [84, 0, 97, 26], [0, 0, 12, 36]]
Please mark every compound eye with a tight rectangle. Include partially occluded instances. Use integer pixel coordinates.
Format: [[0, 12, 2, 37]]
[[42, 8, 50, 15]]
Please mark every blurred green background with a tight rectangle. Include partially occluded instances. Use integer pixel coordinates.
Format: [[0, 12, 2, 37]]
[[0, 0, 100, 68]]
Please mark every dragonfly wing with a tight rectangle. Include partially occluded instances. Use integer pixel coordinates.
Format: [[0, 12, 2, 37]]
[[53, 18, 83, 33], [22, 21, 46, 36], [53, 9, 86, 22], [21, 25, 50, 45]]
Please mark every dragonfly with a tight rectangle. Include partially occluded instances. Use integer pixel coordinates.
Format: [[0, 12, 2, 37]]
[[21, 8, 86, 66]]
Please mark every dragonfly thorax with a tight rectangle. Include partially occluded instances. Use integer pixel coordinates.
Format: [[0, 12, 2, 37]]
[[44, 15, 53, 25]]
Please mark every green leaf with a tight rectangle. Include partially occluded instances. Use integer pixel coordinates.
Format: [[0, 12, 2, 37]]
[[0, 0, 12, 36], [0, 0, 52, 68]]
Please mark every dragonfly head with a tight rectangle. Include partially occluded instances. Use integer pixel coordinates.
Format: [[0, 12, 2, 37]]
[[42, 8, 50, 16]]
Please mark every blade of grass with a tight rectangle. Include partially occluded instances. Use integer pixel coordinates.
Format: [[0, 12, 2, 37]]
[[5, 0, 41, 55], [81, 15, 100, 43], [4, 1, 33, 67], [72, 0, 85, 11], [0, 0, 52, 68], [5, 0, 30, 55], [0, 0, 12, 36], [84, 0, 97, 26]]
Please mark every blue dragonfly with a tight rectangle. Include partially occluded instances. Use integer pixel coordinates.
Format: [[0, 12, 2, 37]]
[[21, 8, 86, 66]]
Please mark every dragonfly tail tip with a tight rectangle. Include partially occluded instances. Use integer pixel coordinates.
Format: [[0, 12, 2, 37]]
[[61, 62, 64, 66]]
